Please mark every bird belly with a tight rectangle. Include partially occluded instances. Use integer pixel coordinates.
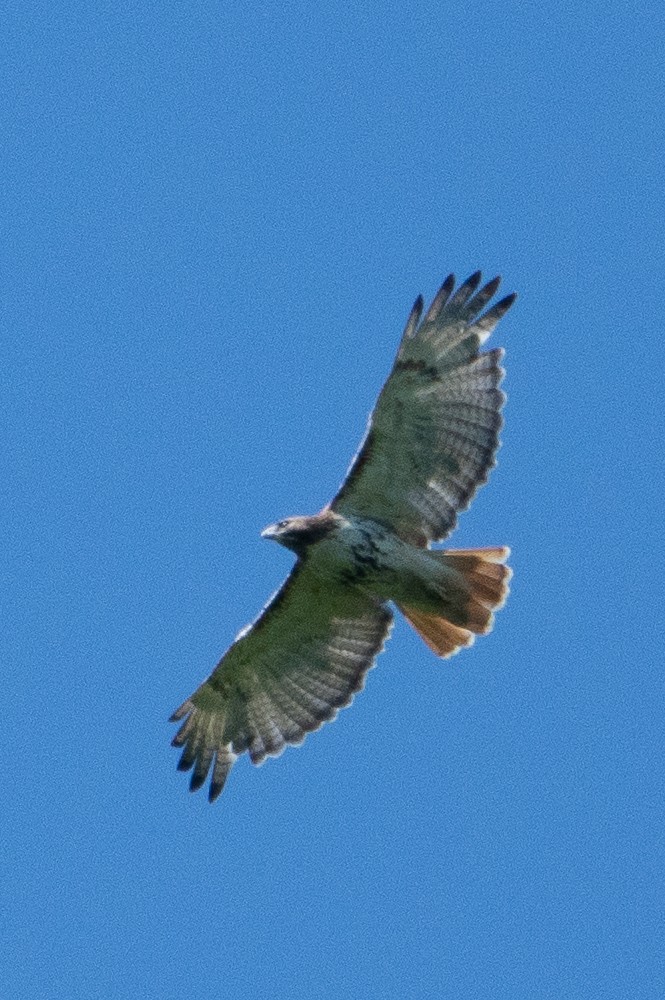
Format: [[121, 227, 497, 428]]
[[310, 519, 442, 608]]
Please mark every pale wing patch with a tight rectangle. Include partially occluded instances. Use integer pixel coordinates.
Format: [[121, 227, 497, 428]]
[[171, 561, 393, 801]]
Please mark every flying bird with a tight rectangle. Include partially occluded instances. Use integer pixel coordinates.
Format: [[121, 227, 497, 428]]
[[171, 271, 516, 800]]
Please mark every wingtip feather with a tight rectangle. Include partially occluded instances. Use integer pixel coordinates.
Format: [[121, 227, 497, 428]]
[[472, 291, 517, 340], [422, 274, 456, 323], [401, 294, 424, 339], [169, 699, 193, 723], [497, 291, 517, 311], [449, 270, 483, 309], [189, 770, 207, 792], [209, 752, 236, 801]]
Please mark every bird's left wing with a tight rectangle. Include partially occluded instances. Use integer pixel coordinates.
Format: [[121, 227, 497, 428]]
[[330, 272, 516, 546], [170, 561, 393, 801]]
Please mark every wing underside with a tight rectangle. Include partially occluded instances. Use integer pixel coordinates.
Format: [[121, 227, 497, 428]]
[[331, 272, 515, 545], [171, 561, 393, 801]]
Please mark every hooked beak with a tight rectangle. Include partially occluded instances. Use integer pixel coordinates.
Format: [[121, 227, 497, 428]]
[[261, 523, 279, 540]]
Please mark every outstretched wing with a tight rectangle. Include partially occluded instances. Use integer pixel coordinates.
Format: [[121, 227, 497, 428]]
[[330, 272, 516, 546], [170, 561, 393, 801]]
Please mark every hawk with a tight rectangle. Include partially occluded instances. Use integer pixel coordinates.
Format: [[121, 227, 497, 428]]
[[171, 271, 516, 800]]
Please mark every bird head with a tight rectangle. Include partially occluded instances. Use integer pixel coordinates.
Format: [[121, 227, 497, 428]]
[[261, 511, 340, 554]]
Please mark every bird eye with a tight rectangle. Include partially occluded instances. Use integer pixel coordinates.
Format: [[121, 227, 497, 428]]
[[277, 519, 289, 529]]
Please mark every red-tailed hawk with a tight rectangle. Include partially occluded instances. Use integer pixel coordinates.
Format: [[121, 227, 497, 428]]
[[171, 271, 515, 800]]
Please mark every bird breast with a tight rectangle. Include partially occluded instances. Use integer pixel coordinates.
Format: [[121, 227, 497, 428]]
[[310, 518, 434, 602]]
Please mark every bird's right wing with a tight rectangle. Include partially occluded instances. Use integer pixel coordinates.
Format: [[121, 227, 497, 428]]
[[170, 561, 393, 801]]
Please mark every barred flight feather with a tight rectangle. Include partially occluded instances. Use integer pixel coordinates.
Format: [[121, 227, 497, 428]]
[[170, 563, 393, 799], [332, 275, 512, 545]]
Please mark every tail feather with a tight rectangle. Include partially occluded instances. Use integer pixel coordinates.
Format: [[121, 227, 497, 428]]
[[397, 608, 475, 657], [396, 546, 511, 658]]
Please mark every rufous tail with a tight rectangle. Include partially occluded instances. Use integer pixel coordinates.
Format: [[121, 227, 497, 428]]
[[396, 547, 511, 658]]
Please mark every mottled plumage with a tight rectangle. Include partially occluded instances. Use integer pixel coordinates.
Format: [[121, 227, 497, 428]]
[[171, 272, 515, 800]]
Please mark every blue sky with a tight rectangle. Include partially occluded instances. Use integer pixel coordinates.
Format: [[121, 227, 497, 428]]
[[4, 2, 664, 998]]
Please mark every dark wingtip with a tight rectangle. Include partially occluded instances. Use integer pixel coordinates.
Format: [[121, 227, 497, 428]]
[[441, 273, 456, 294], [423, 274, 456, 323], [472, 288, 517, 338], [189, 771, 207, 792], [401, 294, 425, 339], [207, 753, 234, 802], [461, 275, 504, 322], [208, 783, 224, 803], [448, 270, 483, 310], [482, 275, 502, 298], [169, 700, 192, 723], [496, 291, 517, 313]]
